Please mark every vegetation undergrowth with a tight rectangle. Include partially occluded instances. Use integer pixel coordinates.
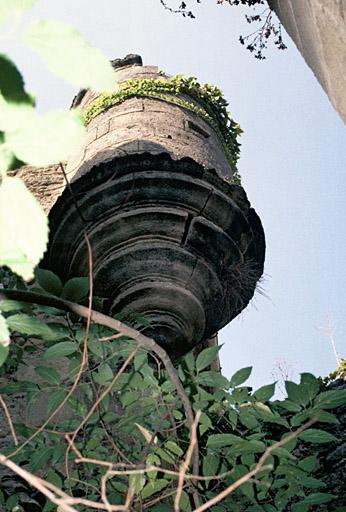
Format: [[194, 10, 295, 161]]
[[0, 271, 345, 512]]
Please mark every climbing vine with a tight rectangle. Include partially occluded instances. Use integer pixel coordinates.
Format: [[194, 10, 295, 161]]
[[84, 75, 243, 183]]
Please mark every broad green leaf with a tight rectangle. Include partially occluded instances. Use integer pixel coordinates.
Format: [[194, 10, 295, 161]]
[[129, 473, 145, 495], [207, 433, 240, 449], [6, 313, 56, 339], [196, 370, 229, 389], [141, 479, 169, 500], [43, 341, 78, 360], [0, 312, 10, 347], [61, 276, 90, 302], [202, 454, 220, 477], [0, 143, 14, 177], [121, 390, 139, 407], [0, 344, 9, 367], [299, 476, 326, 489], [28, 446, 53, 472], [0, 0, 36, 28], [6, 109, 85, 166], [0, 96, 35, 132], [313, 410, 339, 424], [299, 428, 338, 444], [292, 493, 336, 510], [230, 366, 252, 387], [300, 373, 320, 401], [165, 441, 184, 457], [278, 399, 301, 412], [47, 390, 68, 416], [178, 490, 192, 512], [93, 363, 114, 386], [270, 446, 296, 461], [0, 54, 32, 104], [35, 366, 61, 385], [68, 396, 87, 417], [0, 177, 48, 280], [239, 409, 259, 430], [253, 382, 276, 402], [297, 455, 319, 472], [196, 345, 220, 372], [0, 299, 32, 313], [285, 380, 309, 406], [23, 20, 115, 91], [35, 268, 63, 296], [314, 389, 346, 410]]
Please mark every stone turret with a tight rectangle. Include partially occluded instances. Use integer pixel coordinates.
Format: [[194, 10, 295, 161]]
[[18, 55, 265, 357]]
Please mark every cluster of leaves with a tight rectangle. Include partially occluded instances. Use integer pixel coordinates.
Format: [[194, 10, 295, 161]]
[[84, 74, 243, 182], [0, 0, 116, 350], [0, 272, 345, 511], [159, 0, 286, 59]]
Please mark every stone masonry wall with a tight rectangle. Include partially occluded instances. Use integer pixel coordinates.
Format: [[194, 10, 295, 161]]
[[269, 0, 346, 123]]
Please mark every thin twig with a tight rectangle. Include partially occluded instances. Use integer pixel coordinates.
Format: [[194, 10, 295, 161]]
[[175, 410, 201, 511], [0, 395, 18, 445]]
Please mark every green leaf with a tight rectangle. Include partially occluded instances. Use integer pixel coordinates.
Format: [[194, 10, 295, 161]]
[[47, 390, 68, 416], [196, 370, 229, 389], [68, 396, 87, 417], [0, 54, 32, 104], [292, 493, 336, 510], [0, 299, 32, 313], [300, 373, 320, 401], [121, 391, 139, 407], [0, 344, 9, 367], [0, 0, 36, 28], [141, 479, 169, 500], [5, 109, 85, 166], [35, 366, 61, 385], [28, 446, 53, 472], [285, 380, 309, 406], [202, 454, 220, 477], [238, 409, 259, 430], [314, 410, 339, 424], [230, 366, 252, 387], [196, 345, 220, 372], [0, 177, 48, 280], [165, 441, 184, 457], [297, 455, 319, 472], [35, 268, 63, 296], [93, 363, 114, 385], [178, 490, 192, 512], [299, 428, 338, 444], [278, 399, 302, 412], [0, 142, 14, 177], [61, 276, 90, 302], [314, 389, 346, 410], [43, 341, 78, 360], [129, 473, 145, 495], [253, 382, 275, 402], [23, 20, 115, 92], [299, 476, 326, 489], [207, 433, 240, 449], [6, 313, 57, 340], [0, 312, 10, 347]]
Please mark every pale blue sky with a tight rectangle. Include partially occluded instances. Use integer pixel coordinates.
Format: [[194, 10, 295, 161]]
[[4, 0, 346, 389]]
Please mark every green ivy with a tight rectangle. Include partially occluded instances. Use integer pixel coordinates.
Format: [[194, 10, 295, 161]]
[[83, 75, 243, 183], [0, 270, 344, 511]]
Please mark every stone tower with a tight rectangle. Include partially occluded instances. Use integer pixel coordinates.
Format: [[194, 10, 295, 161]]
[[18, 55, 265, 357]]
